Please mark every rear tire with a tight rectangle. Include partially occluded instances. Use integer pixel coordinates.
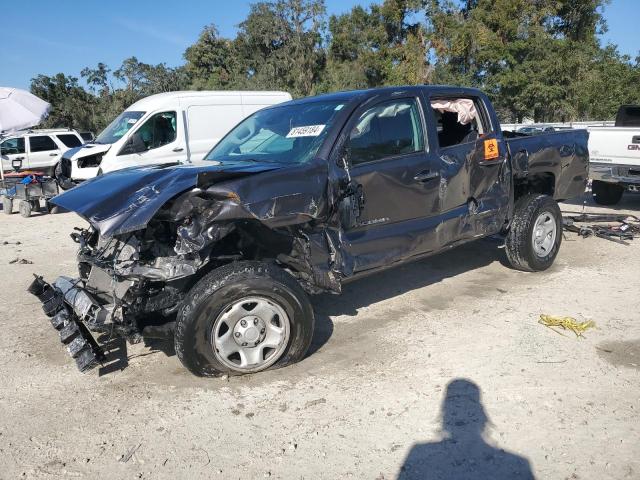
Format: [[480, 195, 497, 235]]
[[175, 261, 314, 377], [592, 180, 623, 206], [505, 194, 562, 272], [2, 196, 13, 215]]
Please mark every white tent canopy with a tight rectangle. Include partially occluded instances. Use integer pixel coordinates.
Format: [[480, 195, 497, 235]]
[[0, 87, 50, 134], [0, 87, 50, 182]]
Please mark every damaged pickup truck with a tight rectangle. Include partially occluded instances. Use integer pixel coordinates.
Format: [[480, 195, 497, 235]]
[[29, 86, 589, 376]]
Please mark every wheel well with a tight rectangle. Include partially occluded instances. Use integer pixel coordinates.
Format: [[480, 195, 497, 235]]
[[514, 172, 555, 200]]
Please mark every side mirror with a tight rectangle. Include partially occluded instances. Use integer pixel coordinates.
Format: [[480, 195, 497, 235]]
[[119, 132, 146, 155], [11, 158, 22, 171]]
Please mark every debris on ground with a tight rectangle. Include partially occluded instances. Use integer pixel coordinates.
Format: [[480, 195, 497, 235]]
[[9, 258, 33, 264], [563, 212, 640, 245], [539, 314, 596, 338]]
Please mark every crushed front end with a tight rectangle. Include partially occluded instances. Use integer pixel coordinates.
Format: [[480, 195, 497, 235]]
[[27, 223, 201, 372]]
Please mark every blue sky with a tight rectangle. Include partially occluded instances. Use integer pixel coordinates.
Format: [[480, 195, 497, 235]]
[[0, 0, 637, 90]]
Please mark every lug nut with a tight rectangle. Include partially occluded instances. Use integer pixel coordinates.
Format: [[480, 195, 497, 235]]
[[235, 332, 241, 338], [255, 341, 260, 346], [260, 328, 265, 334], [253, 318, 259, 325], [240, 319, 247, 327], [242, 342, 247, 346]]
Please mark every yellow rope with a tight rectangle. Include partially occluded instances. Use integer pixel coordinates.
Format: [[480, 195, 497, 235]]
[[539, 314, 596, 338]]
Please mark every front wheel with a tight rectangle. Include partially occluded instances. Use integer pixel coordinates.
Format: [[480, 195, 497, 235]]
[[175, 261, 314, 377], [505, 194, 562, 272], [54, 162, 75, 191]]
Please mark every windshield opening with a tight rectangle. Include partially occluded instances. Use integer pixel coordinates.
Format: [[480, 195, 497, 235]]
[[205, 101, 345, 165], [95, 111, 145, 144]]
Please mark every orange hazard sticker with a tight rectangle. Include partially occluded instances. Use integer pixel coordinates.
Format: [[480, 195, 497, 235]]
[[484, 138, 499, 160]]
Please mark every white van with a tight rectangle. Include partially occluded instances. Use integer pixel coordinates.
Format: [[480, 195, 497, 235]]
[[56, 90, 292, 187]]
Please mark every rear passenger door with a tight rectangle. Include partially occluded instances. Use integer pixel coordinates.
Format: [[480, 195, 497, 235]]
[[27, 135, 61, 172], [339, 95, 442, 273], [425, 94, 509, 243]]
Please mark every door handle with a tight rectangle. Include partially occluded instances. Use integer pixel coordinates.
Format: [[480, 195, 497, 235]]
[[49, 153, 58, 156], [414, 170, 439, 182], [172, 147, 184, 152], [15, 156, 25, 160]]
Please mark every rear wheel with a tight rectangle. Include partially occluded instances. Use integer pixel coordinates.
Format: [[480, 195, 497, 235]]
[[592, 180, 624, 206], [505, 194, 562, 272], [2, 196, 13, 215], [175, 261, 314, 377]]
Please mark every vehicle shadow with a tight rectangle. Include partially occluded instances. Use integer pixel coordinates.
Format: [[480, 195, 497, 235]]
[[398, 378, 535, 480], [96, 327, 176, 377], [307, 237, 505, 356], [562, 191, 640, 211]]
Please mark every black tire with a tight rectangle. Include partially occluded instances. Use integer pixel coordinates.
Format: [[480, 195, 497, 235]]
[[45, 200, 59, 214], [505, 194, 562, 272], [54, 162, 75, 191], [592, 180, 624, 206], [18, 200, 32, 218], [2, 196, 13, 215], [175, 261, 314, 377]]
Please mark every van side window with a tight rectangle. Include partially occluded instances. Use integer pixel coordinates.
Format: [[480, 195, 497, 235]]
[[136, 111, 177, 151], [0, 137, 25, 155], [346, 98, 425, 165], [430, 98, 490, 149], [29, 136, 58, 153]]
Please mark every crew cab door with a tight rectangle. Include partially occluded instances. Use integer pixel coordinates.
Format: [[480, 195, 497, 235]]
[[424, 94, 509, 243], [336, 95, 442, 273]]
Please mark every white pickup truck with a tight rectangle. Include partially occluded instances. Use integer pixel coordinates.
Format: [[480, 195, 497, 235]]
[[588, 105, 640, 205]]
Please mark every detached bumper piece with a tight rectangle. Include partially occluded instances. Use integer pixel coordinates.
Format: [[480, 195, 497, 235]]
[[28, 275, 105, 372]]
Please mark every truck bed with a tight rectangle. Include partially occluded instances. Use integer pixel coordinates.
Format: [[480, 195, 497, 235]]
[[504, 129, 590, 201]]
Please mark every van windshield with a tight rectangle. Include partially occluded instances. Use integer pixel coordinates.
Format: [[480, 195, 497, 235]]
[[204, 101, 345, 165], [95, 111, 145, 144]]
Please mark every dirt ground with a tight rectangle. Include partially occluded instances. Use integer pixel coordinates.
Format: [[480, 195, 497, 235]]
[[0, 192, 638, 480]]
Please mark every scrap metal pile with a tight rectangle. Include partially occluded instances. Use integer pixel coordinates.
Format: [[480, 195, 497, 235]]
[[563, 212, 640, 244]]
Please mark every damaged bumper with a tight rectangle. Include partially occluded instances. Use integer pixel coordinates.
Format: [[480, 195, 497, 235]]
[[28, 275, 107, 372]]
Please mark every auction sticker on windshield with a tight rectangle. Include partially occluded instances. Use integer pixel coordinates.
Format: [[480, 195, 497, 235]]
[[286, 125, 326, 138]]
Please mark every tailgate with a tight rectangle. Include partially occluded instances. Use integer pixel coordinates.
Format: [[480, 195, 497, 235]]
[[588, 127, 640, 166]]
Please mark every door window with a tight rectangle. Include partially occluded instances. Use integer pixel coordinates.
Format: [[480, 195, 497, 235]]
[[29, 135, 58, 153], [430, 98, 491, 149], [346, 99, 425, 166], [135, 111, 177, 151], [56, 134, 82, 148], [0, 137, 25, 155]]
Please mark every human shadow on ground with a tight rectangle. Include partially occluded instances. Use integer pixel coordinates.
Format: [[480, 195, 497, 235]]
[[398, 379, 535, 480]]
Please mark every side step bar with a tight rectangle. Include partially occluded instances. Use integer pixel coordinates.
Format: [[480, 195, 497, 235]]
[[28, 275, 105, 372]]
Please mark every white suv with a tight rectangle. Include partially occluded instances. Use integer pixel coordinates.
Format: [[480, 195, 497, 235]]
[[0, 129, 84, 175]]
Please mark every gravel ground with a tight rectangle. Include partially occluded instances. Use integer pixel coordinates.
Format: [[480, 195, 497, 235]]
[[0, 192, 638, 480]]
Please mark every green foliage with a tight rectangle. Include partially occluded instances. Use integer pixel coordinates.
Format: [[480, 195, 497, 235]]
[[30, 0, 640, 130]]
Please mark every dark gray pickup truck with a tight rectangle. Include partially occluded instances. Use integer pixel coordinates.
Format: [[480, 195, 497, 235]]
[[29, 86, 589, 376]]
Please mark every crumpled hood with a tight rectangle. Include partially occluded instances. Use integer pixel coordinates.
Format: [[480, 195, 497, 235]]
[[63, 142, 111, 159], [51, 162, 283, 237]]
